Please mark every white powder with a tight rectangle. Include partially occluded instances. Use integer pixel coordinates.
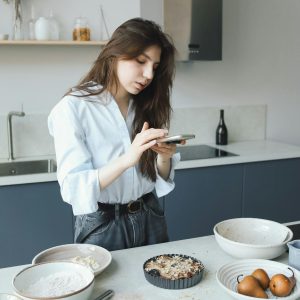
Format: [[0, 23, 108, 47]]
[[23, 271, 88, 297], [71, 255, 100, 271]]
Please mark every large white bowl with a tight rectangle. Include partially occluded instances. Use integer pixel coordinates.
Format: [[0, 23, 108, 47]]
[[13, 261, 94, 300], [32, 243, 112, 276], [216, 259, 300, 300], [214, 218, 293, 259]]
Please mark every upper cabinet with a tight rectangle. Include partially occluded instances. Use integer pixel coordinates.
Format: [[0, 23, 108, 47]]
[[141, 0, 222, 61]]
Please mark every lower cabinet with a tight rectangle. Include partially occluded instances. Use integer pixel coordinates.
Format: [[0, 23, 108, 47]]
[[165, 158, 300, 242], [165, 164, 244, 241], [0, 182, 73, 268], [242, 158, 300, 223]]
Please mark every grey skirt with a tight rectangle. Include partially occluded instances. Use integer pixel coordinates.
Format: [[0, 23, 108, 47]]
[[74, 193, 169, 251]]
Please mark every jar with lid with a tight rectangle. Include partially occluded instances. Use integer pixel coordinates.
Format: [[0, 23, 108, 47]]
[[73, 17, 90, 41]]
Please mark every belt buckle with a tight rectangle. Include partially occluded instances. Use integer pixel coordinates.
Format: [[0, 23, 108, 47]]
[[127, 200, 141, 213]]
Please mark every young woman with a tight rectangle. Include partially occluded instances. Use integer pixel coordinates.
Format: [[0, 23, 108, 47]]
[[48, 18, 182, 251]]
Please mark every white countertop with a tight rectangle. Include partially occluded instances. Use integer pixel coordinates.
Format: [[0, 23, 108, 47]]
[[1, 140, 300, 186], [176, 140, 300, 169], [0, 235, 289, 300]]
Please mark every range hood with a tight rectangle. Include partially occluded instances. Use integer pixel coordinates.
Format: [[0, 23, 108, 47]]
[[141, 0, 222, 61]]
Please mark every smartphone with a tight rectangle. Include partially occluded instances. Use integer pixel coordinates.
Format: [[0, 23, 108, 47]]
[[156, 134, 195, 144]]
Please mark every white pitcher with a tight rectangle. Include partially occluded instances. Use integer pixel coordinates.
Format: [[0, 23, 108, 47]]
[[287, 240, 300, 270], [35, 17, 51, 40]]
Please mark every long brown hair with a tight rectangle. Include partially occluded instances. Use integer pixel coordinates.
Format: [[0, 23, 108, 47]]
[[69, 18, 176, 181]]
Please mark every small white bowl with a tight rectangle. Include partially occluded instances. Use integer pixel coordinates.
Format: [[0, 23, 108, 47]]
[[214, 218, 293, 259], [217, 259, 300, 300], [0, 294, 22, 300], [13, 261, 94, 300]]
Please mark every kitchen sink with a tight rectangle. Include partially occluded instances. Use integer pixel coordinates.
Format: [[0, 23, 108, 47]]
[[0, 159, 57, 176]]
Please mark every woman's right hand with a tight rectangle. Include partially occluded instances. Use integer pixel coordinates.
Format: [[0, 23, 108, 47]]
[[124, 122, 168, 167]]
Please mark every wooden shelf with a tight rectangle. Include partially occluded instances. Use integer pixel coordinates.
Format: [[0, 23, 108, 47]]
[[0, 40, 107, 46]]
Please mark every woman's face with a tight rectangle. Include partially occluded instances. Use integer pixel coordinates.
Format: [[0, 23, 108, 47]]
[[116, 45, 161, 97]]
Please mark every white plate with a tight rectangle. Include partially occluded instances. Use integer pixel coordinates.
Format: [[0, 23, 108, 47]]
[[216, 259, 300, 300], [0, 294, 22, 300], [32, 244, 112, 276]]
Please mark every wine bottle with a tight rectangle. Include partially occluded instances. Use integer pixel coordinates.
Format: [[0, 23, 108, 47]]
[[216, 109, 228, 145]]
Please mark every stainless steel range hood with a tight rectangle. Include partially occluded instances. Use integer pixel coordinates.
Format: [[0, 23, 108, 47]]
[[140, 0, 222, 61]]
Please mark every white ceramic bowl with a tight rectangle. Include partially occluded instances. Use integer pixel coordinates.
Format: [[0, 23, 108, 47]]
[[13, 261, 94, 300], [32, 243, 112, 276], [214, 218, 293, 259], [216, 259, 300, 300], [0, 294, 22, 300]]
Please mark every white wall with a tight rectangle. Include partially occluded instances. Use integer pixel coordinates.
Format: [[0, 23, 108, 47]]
[[0, 0, 300, 147], [172, 0, 300, 145]]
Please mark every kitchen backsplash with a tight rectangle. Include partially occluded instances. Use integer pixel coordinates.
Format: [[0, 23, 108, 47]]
[[0, 114, 54, 159], [0, 105, 266, 159]]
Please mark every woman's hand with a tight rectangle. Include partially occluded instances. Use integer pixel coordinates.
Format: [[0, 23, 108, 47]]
[[124, 122, 168, 167], [151, 140, 185, 180]]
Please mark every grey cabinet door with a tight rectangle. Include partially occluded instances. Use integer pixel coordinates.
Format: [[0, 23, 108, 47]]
[[165, 164, 243, 241], [242, 158, 300, 223], [0, 182, 73, 267]]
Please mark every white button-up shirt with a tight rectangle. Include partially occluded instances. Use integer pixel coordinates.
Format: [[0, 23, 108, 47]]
[[48, 90, 180, 216]]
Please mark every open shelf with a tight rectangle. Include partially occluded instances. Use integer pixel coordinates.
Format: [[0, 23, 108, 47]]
[[0, 40, 107, 46]]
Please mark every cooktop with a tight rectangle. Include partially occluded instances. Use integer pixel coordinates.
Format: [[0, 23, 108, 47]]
[[177, 144, 238, 161]]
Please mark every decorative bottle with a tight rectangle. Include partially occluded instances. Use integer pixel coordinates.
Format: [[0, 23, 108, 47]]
[[48, 9, 60, 40], [216, 109, 228, 145], [28, 5, 36, 40]]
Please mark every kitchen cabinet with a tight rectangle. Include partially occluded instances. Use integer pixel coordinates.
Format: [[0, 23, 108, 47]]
[[165, 164, 243, 241], [141, 0, 222, 61], [0, 182, 73, 268], [242, 158, 300, 222], [165, 158, 300, 241]]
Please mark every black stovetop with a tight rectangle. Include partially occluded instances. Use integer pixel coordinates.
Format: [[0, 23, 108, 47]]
[[177, 144, 238, 161]]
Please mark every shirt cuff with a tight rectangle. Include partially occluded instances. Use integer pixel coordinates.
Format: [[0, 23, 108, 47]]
[[60, 169, 101, 216], [155, 152, 181, 198]]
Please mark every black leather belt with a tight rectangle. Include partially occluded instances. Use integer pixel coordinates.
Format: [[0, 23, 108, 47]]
[[98, 198, 143, 214]]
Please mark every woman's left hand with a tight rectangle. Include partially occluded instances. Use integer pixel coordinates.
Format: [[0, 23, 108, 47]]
[[151, 140, 186, 161]]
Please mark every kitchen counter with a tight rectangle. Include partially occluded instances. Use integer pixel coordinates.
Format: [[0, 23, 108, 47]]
[[0, 235, 289, 300], [177, 140, 300, 169], [1, 140, 300, 186]]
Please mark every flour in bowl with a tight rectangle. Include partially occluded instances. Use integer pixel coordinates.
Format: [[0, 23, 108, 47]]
[[71, 255, 100, 271], [23, 271, 88, 297]]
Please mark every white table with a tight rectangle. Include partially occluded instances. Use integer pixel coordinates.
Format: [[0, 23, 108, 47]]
[[0, 235, 289, 300]]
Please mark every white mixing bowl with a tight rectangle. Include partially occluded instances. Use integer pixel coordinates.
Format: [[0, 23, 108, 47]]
[[13, 261, 94, 300], [214, 218, 293, 259]]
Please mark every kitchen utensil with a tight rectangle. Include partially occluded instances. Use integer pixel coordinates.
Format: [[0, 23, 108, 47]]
[[216, 259, 300, 300], [94, 289, 114, 300], [32, 243, 111, 276], [214, 218, 293, 259], [288, 240, 300, 271]]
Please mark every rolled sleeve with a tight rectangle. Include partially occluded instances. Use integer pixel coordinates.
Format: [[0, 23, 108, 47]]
[[48, 97, 100, 215], [155, 152, 181, 198]]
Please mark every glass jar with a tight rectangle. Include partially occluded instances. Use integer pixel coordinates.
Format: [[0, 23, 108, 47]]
[[73, 17, 90, 41]]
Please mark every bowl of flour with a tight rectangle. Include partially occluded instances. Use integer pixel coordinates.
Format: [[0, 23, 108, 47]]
[[12, 261, 94, 300]]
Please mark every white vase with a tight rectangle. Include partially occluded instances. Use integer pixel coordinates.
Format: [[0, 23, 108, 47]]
[[35, 17, 51, 40]]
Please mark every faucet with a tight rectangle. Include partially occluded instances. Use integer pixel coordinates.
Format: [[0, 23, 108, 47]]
[[7, 111, 25, 161]]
